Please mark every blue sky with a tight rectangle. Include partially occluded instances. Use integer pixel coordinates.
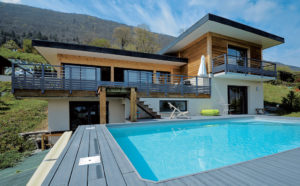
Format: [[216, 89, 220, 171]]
[[1, 0, 300, 67]]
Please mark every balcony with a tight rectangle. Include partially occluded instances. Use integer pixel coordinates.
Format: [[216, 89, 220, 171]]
[[11, 63, 211, 97], [212, 54, 277, 81]]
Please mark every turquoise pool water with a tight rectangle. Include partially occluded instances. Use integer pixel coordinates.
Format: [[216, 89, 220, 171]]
[[108, 118, 300, 181]]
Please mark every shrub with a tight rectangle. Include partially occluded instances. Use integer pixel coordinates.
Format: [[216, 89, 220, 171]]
[[281, 91, 300, 112]]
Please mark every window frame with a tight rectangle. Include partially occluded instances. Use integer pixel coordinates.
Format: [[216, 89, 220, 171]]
[[159, 100, 188, 112]]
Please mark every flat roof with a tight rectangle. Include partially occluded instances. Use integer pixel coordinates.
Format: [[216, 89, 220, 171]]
[[159, 13, 285, 54], [32, 40, 187, 66]]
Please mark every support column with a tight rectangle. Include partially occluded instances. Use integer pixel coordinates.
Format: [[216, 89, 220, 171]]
[[99, 87, 106, 124], [111, 66, 114, 82], [130, 88, 137, 122]]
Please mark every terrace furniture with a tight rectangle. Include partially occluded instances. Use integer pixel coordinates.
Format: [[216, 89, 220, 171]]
[[256, 108, 265, 115], [168, 102, 190, 119], [201, 109, 220, 116]]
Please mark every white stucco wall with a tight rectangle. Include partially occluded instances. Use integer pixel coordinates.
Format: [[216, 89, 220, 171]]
[[48, 99, 70, 131], [108, 98, 125, 123], [48, 97, 125, 131], [211, 78, 263, 115], [138, 77, 264, 116]]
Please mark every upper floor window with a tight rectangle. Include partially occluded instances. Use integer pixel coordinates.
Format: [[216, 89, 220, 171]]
[[228, 45, 247, 66], [64, 64, 110, 81]]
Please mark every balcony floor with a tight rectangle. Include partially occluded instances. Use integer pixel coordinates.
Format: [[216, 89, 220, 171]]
[[213, 72, 276, 81]]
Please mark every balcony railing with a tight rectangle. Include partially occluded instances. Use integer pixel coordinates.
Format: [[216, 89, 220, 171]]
[[11, 63, 211, 96], [212, 54, 277, 77]]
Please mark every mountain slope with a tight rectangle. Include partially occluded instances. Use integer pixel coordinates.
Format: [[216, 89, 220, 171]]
[[0, 2, 175, 48]]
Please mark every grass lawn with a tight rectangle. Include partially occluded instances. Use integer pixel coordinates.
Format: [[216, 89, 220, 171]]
[[263, 83, 296, 105], [264, 83, 300, 117], [0, 82, 48, 169]]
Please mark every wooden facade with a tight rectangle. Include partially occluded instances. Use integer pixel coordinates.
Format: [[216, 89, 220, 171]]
[[167, 32, 263, 77], [57, 54, 183, 78]]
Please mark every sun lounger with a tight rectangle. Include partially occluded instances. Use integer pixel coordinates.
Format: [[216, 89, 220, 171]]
[[168, 102, 190, 119]]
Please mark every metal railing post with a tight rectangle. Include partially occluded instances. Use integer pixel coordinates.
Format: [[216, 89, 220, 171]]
[[147, 73, 150, 96], [224, 54, 227, 74], [164, 75, 167, 96], [180, 76, 183, 96], [11, 63, 15, 93], [69, 66, 72, 94], [95, 68, 98, 93], [244, 57, 247, 75], [41, 64, 45, 94], [196, 76, 198, 96], [274, 63, 277, 79]]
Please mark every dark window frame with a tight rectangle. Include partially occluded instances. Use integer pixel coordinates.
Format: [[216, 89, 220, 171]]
[[159, 100, 187, 112]]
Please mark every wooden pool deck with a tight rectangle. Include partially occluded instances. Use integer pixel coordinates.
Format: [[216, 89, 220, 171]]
[[42, 124, 300, 186]]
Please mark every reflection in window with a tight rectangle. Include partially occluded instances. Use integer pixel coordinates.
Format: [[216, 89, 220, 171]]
[[159, 100, 187, 112], [64, 65, 106, 81], [228, 45, 247, 66]]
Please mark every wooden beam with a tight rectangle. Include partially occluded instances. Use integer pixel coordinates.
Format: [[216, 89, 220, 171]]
[[137, 92, 211, 98], [14, 89, 97, 97], [207, 32, 212, 74], [111, 66, 114, 82], [99, 87, 107, 124], [130, 88, 137, 122]]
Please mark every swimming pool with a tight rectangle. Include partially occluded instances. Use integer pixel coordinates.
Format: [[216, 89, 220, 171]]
[[108, 118, 300, 181]]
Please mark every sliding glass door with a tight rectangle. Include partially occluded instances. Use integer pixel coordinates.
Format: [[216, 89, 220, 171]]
[[228, 86, 248, 114]]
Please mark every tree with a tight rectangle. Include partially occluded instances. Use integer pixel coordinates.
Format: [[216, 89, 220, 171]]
[[112, 26, 132, 49], [133, 24, 160, 53], [23, 39, 33, 53], [1, 40, 19, 50], [281, 91, 300, 112], [88, 38, 111, 48]]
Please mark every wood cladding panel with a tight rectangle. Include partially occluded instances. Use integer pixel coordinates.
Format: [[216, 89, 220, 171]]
[[178, 36, 208, 76], [57, 54, 182, 76]]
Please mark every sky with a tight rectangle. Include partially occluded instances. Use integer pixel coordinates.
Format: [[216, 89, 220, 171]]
[[1, 0, 300, 67]]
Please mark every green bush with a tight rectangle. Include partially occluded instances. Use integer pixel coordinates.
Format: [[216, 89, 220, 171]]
[[281, 91, 300, 112]]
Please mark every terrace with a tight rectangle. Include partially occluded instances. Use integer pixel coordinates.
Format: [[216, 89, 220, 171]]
[[11, 63, 211, 97], [212, 54, 277, 80], [39, 116, 300, 186]]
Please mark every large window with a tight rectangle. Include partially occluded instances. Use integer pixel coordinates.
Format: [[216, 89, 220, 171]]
[[228, 45, 247, 66], [64, 64, 110, 81], [159, 100, 187, 112], [114, 68, 152, 83]]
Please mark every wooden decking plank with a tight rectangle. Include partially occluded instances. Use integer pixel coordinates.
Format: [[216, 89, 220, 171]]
[[95, 125, 126, 186], [257, 158, 300, 177], [192, 172, 225, 186], [123, 172, 147, 186], [69, 126, 91, 186], [164, 179, 186, 186], [102, 126, 135, 174], [49, 126, 85, 185], [242, 160, 300, 185], [206, 170, 248, 186], [177, 175, 207, 186], [88, 127, 106, 186], [266, 156, 300, 170], [41, 126, 83, 186], [230, 164, 286, 186], [219, 166, 269, 186]]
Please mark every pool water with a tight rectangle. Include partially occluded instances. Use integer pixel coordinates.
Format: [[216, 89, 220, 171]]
[[108, 118, 300, 181]]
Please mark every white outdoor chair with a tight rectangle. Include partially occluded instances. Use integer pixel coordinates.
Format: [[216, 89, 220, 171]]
[[168, 102, 190, 119]]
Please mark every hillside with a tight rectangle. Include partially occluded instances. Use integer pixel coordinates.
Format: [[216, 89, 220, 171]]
[[0, 2, 175, 49]]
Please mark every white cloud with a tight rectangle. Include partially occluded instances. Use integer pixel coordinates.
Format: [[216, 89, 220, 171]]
[[1, 0, 21, 3]]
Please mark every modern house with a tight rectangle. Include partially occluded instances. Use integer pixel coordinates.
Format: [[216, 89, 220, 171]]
[[11, 14, 284, 132]]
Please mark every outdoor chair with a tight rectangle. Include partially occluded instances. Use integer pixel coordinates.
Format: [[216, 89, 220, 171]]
[[168, 102, 190, 119]]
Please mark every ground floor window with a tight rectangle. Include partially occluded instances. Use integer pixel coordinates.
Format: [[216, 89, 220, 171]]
[[159, 100, 187, 112]]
